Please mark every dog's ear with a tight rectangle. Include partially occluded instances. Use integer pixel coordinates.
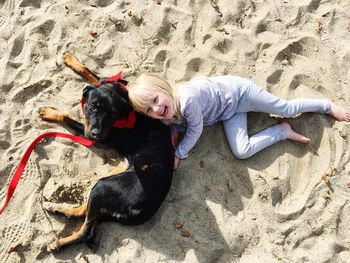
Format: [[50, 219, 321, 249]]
[[112, 83, 130, 102], [108, 87, 133, 118], [83, 85, 95, 99], [111, 93, 133, 118]]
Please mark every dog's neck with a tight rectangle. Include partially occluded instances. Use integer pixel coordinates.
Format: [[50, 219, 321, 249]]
[[109, 86, 135, 129]]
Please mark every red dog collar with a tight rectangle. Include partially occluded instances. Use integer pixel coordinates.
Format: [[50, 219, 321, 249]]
[[81, 71, 136, 129]]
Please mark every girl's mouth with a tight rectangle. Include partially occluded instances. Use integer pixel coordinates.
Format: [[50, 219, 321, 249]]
[[161, 106, 167, 117]]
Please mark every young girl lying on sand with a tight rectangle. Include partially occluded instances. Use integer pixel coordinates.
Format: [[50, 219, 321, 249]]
[[127, 74, 350, 169]]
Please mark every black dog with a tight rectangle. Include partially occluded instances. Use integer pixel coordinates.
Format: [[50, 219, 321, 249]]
[[39, 53, 174, 252]]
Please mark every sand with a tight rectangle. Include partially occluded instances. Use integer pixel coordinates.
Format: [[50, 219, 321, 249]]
[[1, 0, 350, 262]]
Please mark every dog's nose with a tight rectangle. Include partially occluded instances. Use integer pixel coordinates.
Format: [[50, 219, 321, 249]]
[[90, 128, 101, 140]]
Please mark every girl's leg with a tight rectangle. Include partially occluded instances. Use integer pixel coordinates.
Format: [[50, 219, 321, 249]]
[[223, 113, 287, 159], [223, 114, 310, 159], [236, 81, 330, 117]]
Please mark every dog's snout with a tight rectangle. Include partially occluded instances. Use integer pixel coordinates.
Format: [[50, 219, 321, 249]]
[[91, 128, 102, 140]]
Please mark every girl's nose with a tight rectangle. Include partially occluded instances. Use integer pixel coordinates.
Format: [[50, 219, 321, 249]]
[[152, 105, 161, 113]]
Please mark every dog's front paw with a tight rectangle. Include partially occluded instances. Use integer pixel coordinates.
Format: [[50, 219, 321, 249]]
[[47, 240, 60, 253], [38, 107, 66, 123]]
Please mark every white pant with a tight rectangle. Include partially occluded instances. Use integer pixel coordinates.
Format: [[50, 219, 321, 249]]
[[223, 83, 330, 159]]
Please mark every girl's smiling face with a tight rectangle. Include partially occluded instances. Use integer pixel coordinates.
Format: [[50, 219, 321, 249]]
[[145, 92, 175, 120], [127, 74, 179, 120]]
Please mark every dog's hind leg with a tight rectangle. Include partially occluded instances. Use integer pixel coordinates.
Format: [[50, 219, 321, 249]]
[[43, 202, 87, 218], [105, 158, 129, 178], [46, 216, 97, 252]]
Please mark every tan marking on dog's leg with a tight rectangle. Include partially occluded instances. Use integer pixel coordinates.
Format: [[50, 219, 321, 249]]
[[63, 203, 87, 217], [63, 52, 100, 85], [43, 202, 87, 217], [140, 164, 149, 171], [47, 218, 92, 252], [56, 203, 87, 217], [38, 107, 69, 124], [105, 158, 129, 177]]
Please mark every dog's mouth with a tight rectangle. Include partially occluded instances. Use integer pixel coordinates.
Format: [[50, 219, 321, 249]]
[[84, 120, 109, 141], [85, 128, 108, 141]]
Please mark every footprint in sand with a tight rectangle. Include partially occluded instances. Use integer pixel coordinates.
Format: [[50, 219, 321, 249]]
[[202, 34, 212, 44], [32, 19, 55, 37], [183, 57, 205, 80], [89, 0, 115, 8], [0, 0, 16, 27], [0, 0, 17, 39], [153, 49, 168, 72], [289, 74, 333, 98], [11, 79, 52, 103], [19, 0, 42, 8], [214, 38, 233, 55], [164, 56, 215, 81], [154, 5, 194, 44], [273, 36, 321, 65], [12, 118, 31, 139], [266, 69, 284, 86], [0, 140, 10, 151], [0, 159, 37, 261], [9, 32, 25, 59], [0, 221, 29, 263]]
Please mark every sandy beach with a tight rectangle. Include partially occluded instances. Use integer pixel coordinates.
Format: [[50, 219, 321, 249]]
[[1, 0, 350, 262]]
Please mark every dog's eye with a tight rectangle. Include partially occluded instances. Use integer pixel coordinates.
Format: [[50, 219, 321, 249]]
[[90, 104, 98, 112]]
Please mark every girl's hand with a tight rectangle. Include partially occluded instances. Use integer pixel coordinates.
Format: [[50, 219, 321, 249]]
[[174, 156, 181, 170]]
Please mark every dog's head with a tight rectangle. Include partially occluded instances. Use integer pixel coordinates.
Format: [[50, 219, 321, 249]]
[[82, 82, 133, 141]]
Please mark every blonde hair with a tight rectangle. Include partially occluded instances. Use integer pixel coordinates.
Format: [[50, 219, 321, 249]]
[[127, 73, 182, 120]]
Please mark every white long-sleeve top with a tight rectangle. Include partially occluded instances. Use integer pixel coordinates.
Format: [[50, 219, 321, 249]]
[[171, 75, 251, 159]]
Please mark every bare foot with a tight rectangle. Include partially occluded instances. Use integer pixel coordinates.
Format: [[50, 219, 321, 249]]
[[329, 102, 350, 122], [280, 122, 310, 144]]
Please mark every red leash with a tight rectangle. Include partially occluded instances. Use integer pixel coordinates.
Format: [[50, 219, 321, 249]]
[[0, 132, 96, 215]]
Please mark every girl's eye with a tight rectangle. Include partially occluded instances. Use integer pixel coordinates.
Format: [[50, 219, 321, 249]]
[[153, 96, 158, 103], [146, 107, 151, 114]]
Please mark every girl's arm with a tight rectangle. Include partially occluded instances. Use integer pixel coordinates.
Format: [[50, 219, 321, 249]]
[[175, 98, 203, 159]]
